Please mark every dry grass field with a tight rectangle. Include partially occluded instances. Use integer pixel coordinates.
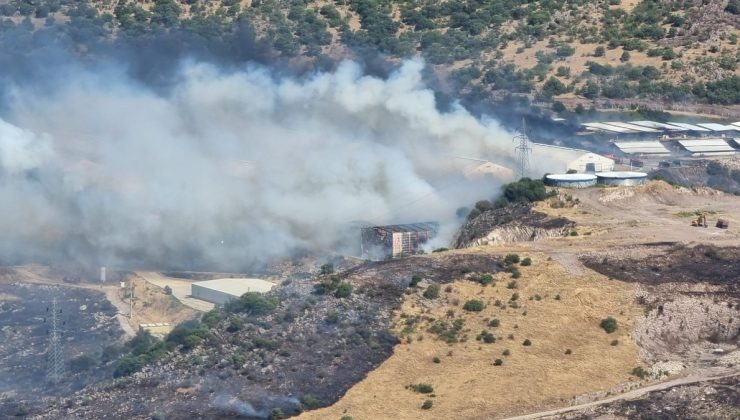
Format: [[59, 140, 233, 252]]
[[301, 253, 643, 420]]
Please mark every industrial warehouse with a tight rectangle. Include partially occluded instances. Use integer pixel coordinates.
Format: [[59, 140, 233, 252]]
[[191, 278, 275, 305], [360, 222, 439, 260]]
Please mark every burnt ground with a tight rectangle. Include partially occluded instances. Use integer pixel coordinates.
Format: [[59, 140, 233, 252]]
[[453, 203, 574, 248], [33, 253, 502, 420], [650, 163, 740, 195], [582, 244, 740, 292], [581, 244, 740, 364], [558, 375, 740, 419], [0, 283, 122, 417]]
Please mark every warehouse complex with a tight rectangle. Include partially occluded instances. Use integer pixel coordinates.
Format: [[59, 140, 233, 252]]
[[191, 278, 275, 305]]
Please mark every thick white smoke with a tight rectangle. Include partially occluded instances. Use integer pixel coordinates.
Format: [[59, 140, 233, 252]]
[[0, 59, 527, 270]]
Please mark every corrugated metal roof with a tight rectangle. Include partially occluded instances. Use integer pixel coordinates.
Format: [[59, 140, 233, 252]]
[[696, 123, 738, 132], [629, 121, 687, 131], [667, 122, 711, 132], [614, 141, 671, 155], [604, 122, 661, 133], [366, 222, 439, 233], [582, 122, 638, 134], [678, 139, 735, 153]]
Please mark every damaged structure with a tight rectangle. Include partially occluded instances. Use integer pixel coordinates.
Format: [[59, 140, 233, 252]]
[[361, 222, 439, 260]]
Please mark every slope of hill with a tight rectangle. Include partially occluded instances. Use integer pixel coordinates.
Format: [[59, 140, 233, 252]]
[[0, 0, 738, 108]]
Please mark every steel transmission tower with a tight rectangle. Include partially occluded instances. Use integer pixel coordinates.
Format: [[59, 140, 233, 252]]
[[513, 118, 532, 179], [47, 298, 66, 383]]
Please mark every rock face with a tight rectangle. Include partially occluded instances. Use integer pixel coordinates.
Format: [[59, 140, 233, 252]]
[[453, 203, 574, 248]]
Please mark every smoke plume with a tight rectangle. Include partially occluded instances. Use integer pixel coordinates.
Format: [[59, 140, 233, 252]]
[[0, 58, 531, 270]]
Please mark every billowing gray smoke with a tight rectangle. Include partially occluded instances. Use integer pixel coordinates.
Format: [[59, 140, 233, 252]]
[[0, 59, 529, 270]]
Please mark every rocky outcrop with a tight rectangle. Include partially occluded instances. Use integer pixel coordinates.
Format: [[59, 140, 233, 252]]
[[453, 203, 574, 248]]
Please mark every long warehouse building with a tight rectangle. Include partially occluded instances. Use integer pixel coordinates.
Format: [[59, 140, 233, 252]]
[[191, 278, 275, 305]]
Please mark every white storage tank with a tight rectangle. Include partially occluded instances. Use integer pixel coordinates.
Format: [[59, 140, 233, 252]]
[[596, 171, 648, 186], [544, 173, 597, 188]]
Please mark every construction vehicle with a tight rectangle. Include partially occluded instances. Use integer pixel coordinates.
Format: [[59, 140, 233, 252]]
[[716, 219, 729, 229], [691, 212, 708, 228]]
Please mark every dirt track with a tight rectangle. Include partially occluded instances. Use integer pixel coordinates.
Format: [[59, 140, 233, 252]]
[[506, 370, 740, 419]]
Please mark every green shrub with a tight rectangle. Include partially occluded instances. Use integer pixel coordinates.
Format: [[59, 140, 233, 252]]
[[463, 300, 485, 312], [502, 349, 510, 356], [478, 274, 494, 285], [611, 339, 619, 346], [163, 285, 173, 295], [320, 263, 334, 275], [488, 319, 500, 328], [226, 318, 243, 333], [522, 338, 532, 346], [225, 292, 278, 315], [410, 274, 422, 287], [600, 317, 618, 334], [300, 394, 320, 408], [520, 257, 532, 266], [334, 282, 352, 298], [269, 408, 285, 420], [325, 311, 339, 324], [632, 366, 649, 379], [432, 356, 441, 363], [511, 270, 521, 279], [493, 358, 503, 366], [70, 354, 97, 373], [421, 400, 433, 410], [507, 280, 518, 289], [423, 283, 440, 299], [565, 348, 572, 355], [510, 293, 519, 301], [496, 178, 549, 208], [504, 254, 520, 265], [408, 383, 434, 393]]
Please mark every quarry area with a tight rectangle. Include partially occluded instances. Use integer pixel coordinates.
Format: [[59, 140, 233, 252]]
[[0, 179, 736, 419]]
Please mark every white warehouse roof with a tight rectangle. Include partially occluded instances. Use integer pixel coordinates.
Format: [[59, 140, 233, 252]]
[[614, 141, 671, 155], [678, 139, 735, 153], [604, 122, 661, 133], [666, 122, 711, 132], [629, 121, 687, 131], [582, 122, 639, 134], [696, 123, 738, 132]]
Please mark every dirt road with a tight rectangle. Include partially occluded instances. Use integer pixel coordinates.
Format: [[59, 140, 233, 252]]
[[135, 271, 214, 312], [506, 370, 740, 419]]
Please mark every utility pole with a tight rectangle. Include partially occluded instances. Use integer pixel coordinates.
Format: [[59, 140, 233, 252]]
[[513, 118, 532, 179], [47, 298, 65, 383]]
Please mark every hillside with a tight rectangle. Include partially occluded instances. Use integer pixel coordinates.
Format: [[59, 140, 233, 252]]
[[0, 0, 738, 109], [17, 180, 740, 419]]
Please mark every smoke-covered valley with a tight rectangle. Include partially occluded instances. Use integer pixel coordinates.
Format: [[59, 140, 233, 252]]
[[0, 58, 553, 271]]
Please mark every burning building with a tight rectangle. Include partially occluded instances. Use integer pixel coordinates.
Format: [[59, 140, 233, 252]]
[[361, 222, 439, 260]]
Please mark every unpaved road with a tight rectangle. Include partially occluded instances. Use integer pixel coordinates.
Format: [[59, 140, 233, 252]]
[[506, 370, 740, 419], [9, 266, 137, 337], [135, 271, 215, 312]]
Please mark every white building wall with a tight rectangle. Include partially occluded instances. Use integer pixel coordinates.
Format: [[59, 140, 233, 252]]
[[567, 153, 614, 173]]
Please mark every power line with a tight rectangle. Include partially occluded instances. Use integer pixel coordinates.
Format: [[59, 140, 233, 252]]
[[513, 118, 532, 179]]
